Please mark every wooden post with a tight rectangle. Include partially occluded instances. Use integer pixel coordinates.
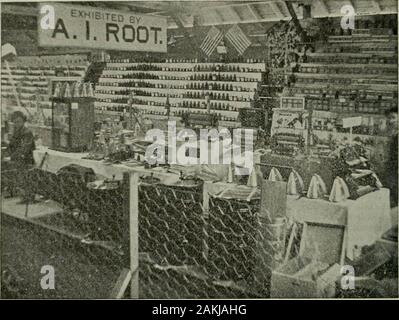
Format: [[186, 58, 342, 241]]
[[109, 268, 131, 299], [253, 179, 287, 295], [349, 126, 353, 143], [260, 180, 287, 221], [202, 183, 210, 261], [306, 105, 313, 155], [24, 202, 29, 218], [129, 172, 139, 298]]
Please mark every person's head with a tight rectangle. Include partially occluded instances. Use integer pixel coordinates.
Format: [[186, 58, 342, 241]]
[[11, 111, 27, 130]]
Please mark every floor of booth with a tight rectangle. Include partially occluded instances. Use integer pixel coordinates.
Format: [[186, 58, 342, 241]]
[[1, 192, 398, 298], [1, 196, 63, 219]]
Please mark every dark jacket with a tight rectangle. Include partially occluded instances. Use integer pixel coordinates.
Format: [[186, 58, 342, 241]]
[[8, 126, 35, 168]]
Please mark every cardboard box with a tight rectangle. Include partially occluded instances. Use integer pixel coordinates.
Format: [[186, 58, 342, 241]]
[[271, 222, 346, 298]]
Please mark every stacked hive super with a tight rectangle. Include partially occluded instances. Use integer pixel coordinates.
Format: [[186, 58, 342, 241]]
[[95, 59, 265, 129], [1, 54, 89, 124]]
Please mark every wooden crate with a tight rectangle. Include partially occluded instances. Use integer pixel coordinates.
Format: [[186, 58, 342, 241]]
[[271, 222, 347, 298]]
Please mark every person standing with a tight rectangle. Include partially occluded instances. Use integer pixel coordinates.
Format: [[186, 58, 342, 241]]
[[7, 111, 36, 203], [384, 108, 398, 207]]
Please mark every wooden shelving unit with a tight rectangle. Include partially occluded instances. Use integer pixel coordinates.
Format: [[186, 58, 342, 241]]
[[286, 32, 398, 138], [1, 61, 88, 113], [94, 61, 266, 128]]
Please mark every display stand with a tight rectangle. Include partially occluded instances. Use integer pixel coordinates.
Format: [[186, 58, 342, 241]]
[[51, 97, 95, 152]]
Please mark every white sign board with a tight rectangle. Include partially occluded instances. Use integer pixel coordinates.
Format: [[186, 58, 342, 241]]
[[342, 116, 362, 128], [38, 3, 167, 52]]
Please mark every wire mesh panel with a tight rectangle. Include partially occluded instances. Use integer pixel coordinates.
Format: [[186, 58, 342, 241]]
[[138, 181, 210, 297], [206, 191, 304, 298], [207, 197, 261, 283], [138, 181, 204, 265], [1, 166, 130, 299], [2, 164, 304, 299], [207, 196, 281, 297], [137, 178, 298, 298]]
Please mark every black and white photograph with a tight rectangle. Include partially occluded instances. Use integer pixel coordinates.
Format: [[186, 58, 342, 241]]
[[0, 0, 398, 301]]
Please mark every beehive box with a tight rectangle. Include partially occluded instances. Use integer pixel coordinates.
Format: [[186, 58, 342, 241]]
[[271, 222, 346, 298]]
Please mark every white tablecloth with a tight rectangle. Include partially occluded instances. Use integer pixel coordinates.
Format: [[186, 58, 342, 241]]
[[33, 147, 180, 184]]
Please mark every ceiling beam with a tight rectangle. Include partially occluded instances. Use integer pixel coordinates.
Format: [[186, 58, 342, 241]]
[[269, 2, 285, 19], [372, 0, 382, 12], [201, 1, 278, 11], [2, 4, 37, 16], [146, 11, 168, 16], [214, 8, 225, 23], [347, 0, 355, 10], [316, 0, 329, 15], [284, 1, 306, 39], [122, 2, 168, 11], [247, 4, 262, 21], [210, 10, 221, 24], [228, 6, 242, 22], [170, 13, 194, 45]]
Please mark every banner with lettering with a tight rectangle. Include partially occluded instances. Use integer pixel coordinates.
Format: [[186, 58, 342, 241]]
[[38, 3, 167, 52]]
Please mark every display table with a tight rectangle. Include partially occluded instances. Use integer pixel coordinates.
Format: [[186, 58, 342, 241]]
[[33, 147, 263, 182], [33, 147, 180, 184], [204, 181, 392, 261], [33, 147, 393, 261]]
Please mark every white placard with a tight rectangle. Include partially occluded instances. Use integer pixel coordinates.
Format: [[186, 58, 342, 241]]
[[342, 116, 362, 128], [38, 3, 167, 52]]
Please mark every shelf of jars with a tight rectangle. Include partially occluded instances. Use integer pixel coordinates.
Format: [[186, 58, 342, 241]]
[[94, 103, 239, 125], [96, 80, 259, 93], [291, 72, 397, 85], [95, 85, 256, 100], [327, 34, 397, 43], [321, 46, 397, 54], [170, 106, 238, 118], [101, 70, 262, 81], [290, 83, 398, 97], [306, 98, 397, 115], [95, 93, 252, 108], [1, 82, 52, 107], [300, 52, 397, 65], [96, 100, 240, 121], [326, 34, 397, 43], [95, 62, 264, 127], [298, 62, 397, 71], [277, 96, 396, 139], [97, 78, 261, 90], [308, 113, 393, 142], [105, 61, 266, 71], [1, 64, 88, 118], [1, 67, 86, 78], [1, 74, 51, 82], [1, 79, 48, 88]]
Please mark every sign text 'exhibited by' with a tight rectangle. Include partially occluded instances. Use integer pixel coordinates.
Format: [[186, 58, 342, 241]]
[[38, 3, 167, 52]]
